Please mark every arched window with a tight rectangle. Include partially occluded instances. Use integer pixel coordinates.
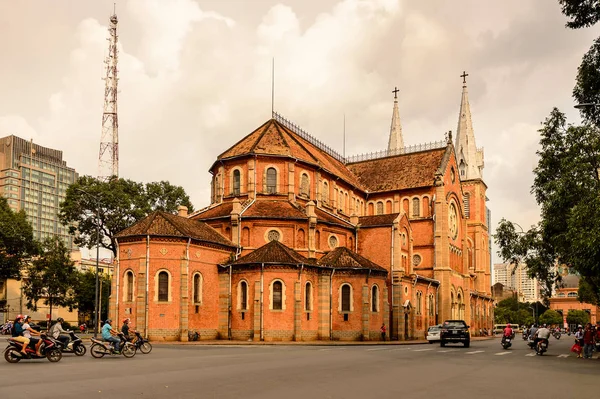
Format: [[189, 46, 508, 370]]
[[239, 281, 248, 310], [322, 181, 329, 203], [158, 271, 169, 302], [126, 271, 134, 302], [266, 167, 277, 194], [305, 282, 312, 311], [341, 284, 351, 312], [371, 285, 379, 312], [368, 202, 374, 215], [193, 273, 202, 304], [416, 291, 422, 315], [386, 200, 392, 214], [376, 201, 384, 215], [232, 169, 241, 196], [315, 230, 321, 250], [428, 294, 434, 317], [567, 292, 577, 298], [338, 190, 343, 211], [463, 193, 470, 219], [557, 293, 566, 298], [459, 160, 466, 177], [272, 281, 283, 310], [412, 198, 420, 217], [300, 173, 309, 197]]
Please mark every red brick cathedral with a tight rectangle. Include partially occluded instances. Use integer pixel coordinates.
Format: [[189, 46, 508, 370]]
[[111, 79, 493, 341]]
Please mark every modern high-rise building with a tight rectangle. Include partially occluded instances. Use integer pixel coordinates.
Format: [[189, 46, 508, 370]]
[[493, 263, 540, 303], [0, 135, 78, 249]]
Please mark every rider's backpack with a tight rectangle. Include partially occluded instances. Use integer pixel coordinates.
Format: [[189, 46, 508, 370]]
[[11, 323, 20, 337]]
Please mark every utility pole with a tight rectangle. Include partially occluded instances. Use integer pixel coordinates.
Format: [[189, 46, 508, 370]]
[[98, 8, 119, 181]]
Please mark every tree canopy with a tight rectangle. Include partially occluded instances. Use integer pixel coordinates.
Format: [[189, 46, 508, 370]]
[[559, 0, 600, 29], [59, 176, 194, 257], [566, 309, 590, 326], [72, 270, 111, 325], [539, 309, 563, 326], [0, 197, 38, 280], [22, 236, 78, 320], [495, 109, 600, 304]]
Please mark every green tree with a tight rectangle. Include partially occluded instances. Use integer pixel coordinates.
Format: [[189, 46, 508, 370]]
[[22, 236, 78, 321], [494, 109, 600, 304], [566, 309, 590, 326], [72, 270, 111, 325], [558, 0, 600, 28], [0, 197, 38, 280], [539, 309, 563, 326], [59, 176, 194, 257]]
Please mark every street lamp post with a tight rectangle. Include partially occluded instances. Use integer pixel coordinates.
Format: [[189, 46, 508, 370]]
[[75, 188, 101, 338]]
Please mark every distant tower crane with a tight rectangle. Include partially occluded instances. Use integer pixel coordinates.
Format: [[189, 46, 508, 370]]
[[98, 9, 119, 181]]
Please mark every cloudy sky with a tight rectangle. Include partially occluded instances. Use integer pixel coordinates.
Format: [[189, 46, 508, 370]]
[[1, 0, 598, 262]]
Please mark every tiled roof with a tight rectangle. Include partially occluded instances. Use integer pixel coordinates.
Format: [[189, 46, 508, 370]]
[[314, 208, 353, 226], [217, 119, 363, 188], [190, 202, 234, 220], [358, 214, 400, 227], [318, 247, 387, 272], [230, 240, 313, 266], [115, 211, 236, 248], [347, 148, 447, 192], [244, 200, 307, 219]]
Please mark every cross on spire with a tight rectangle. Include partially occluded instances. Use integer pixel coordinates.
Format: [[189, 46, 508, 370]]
[[392, 86, 399, 99], [460, 71, 469, 85]]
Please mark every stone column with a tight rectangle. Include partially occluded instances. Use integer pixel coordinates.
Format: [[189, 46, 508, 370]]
[[383, 286, 390, 340], [136, 258, 147, 338], [253, 281, 261, 341], [230, 199, 241, 247], [362, 283, 369, 341], [318, 272, 331, 340], [306, 201, 317, 259], [294, 281, 301, 341], [247, 158, 256, 200], [179, 256, 189, 342]]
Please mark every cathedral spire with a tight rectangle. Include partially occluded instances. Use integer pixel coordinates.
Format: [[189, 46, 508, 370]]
[[455, 72, 484, 180], [387, 87, 404, 154]]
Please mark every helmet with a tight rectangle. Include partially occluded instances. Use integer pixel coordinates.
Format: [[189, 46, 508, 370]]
[[122, 318, 130, 323], [578, 325, 583, 328], [16, 314, 23, 320], [23, 315, 30, 320], [507, 323, 511, 328], [105, 319, 112, 323], [57, 317, 64, 323]]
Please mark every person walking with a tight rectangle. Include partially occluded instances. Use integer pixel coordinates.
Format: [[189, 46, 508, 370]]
[[380, 323, 386, 341], [582, 323, 594, 359], [575, 325, 584, 358]]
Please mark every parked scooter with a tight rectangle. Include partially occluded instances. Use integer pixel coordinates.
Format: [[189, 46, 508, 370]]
[[4, 334, 62, 363], [56, 331, 87, 356], [89, 333, 136, 358], [130, 331, 152, 354], [501, 336, 512, 349]]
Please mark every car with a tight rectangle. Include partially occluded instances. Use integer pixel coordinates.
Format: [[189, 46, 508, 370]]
[[440, 320, 470, 348], [426, 325, 442, 343]]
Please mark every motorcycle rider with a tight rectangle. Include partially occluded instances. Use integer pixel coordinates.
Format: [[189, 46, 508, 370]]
[[22, 315, 43, 356], [534, 324, 551, 350], [101, 319, 122, 353], [10, 315, 29, 355], [49, 317, 70, 349], [502, 323, 513, 344]]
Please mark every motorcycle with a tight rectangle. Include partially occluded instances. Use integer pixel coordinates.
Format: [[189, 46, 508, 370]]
[[522, 331, 529, 341], [130, 331, 152, 354], [501, 336, 512, 350], [4, 334, 62, 363], [89, 333, 136, 358], [56, 331, 87, 356], [536, 339, 549, 355], [552, 331, 561, 340], [1, 322, 13, 335]]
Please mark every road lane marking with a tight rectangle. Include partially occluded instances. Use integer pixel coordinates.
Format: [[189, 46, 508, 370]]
[[391, 348, 412, 351], [466, 350, 484, 355], [494, 352, 512, 356], [557, 354, 569, 358], [525, 353, 536, 357], [437, 349, 458, 353], [366, 348, 388, 351], [412, 348, 433, 352], [318, 348, 346, 351]]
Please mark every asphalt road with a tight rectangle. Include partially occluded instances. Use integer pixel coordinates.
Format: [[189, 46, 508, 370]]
[[0, 336, 597, 399]]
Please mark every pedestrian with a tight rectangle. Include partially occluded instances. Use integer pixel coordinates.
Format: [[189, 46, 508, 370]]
[[575, 325, 584, 358], [582, 323, 594, 359], [380, 323, 386, 341]]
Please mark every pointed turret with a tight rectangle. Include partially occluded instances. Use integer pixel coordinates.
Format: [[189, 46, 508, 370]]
[[455, 72, 484, 180], [387, 87, 404, 154]]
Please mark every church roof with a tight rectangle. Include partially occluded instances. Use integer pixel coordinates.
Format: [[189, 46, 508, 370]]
[[243, 200, 307, 219], [190, 202, 234, 220], [230, 240, 314, 266], [317, 247, 387, 272], [115, 211, 236, 248], [358, 214, 400, 227], [216, 119, 363, 188], [346, 147, 447, 192]]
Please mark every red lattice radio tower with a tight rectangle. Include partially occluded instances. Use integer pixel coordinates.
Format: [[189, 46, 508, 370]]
[[98, 9, 119, 181]]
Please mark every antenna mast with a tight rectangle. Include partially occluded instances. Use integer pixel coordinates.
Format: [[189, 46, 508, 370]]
[[98, 8, 119, 181]]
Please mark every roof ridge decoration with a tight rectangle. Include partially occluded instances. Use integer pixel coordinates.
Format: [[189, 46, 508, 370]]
[[317, 246, 387, 272], [345, 140, 447, 164]]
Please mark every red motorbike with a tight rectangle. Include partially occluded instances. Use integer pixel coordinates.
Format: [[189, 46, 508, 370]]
[[4, 334, 63, 363]]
